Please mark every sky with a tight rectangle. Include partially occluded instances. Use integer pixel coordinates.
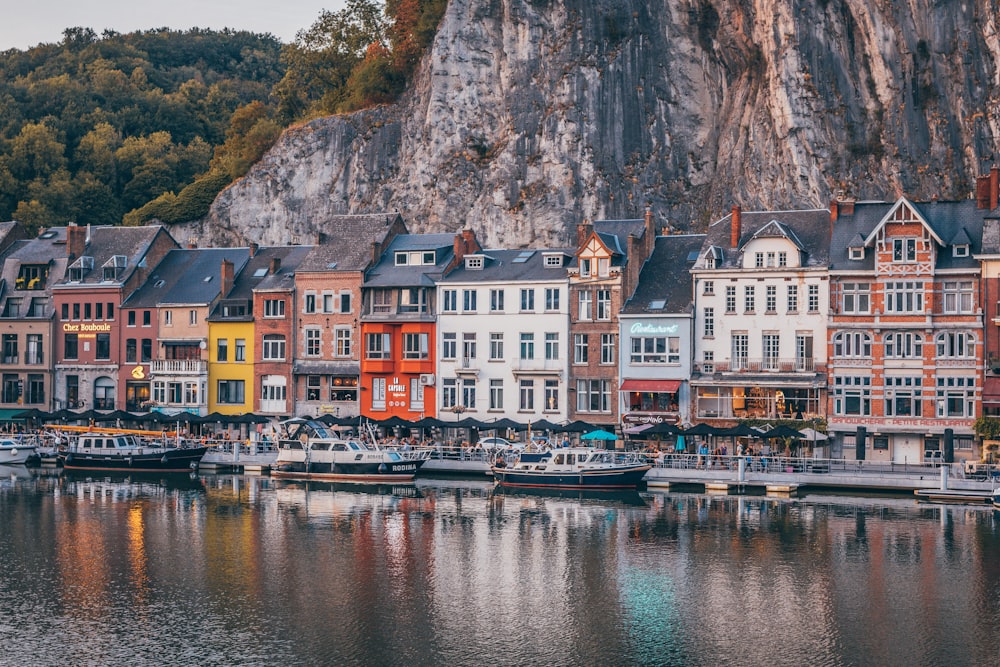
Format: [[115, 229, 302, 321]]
[[2, 0, 348, 51]]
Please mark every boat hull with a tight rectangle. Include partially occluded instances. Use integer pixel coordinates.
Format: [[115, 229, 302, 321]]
[[0, 446, 37, 465], [491, 464, 651, 490], [271, 458, 427, 483], [60, 447, 208, 472]]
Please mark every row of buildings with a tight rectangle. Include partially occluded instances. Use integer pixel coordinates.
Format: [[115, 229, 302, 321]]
[[4, 169, 1000, 463]]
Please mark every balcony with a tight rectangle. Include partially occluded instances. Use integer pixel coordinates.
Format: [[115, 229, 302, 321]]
[[706, 358, 816, 373], [151, 359, 207, 375], [510, 359, 564, 377]]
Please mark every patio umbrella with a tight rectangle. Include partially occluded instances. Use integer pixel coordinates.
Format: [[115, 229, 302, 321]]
[[410, 416, 446, 430], [91, 410, 134, 423], [682, 423, 720, 437], [487, 417, 523, 431], [13, 408, 49, 421], [645, 422, 681, 436], [581, 429, 618, 441], [529, 419, 560, 432], [561, 420, 598, 433], [623, 423, 654, 436], [798, 428, 828, 441], [377, 416, 412, 429], [454, 416, 487, 430], [232, 413, 271, 424], [760, 425, 806, 440]]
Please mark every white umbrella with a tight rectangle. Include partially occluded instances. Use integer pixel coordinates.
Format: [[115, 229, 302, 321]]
[[799, 428, 828, 441]]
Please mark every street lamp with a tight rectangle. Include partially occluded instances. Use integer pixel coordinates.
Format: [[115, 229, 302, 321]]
[[450, 404, 467, 421]]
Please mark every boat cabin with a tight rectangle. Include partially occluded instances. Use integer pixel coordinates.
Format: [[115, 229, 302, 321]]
[[74, 434, 141, 451]]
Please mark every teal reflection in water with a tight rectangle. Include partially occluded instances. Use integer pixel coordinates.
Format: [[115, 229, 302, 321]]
[[1, 470, 1000, 666]]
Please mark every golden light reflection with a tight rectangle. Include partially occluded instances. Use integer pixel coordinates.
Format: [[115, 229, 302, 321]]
[[127, 504, 149, 605]]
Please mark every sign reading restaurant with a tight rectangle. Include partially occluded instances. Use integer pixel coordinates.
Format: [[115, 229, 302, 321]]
[[629, 322, 679, 335], [833, 417, 971, 430]]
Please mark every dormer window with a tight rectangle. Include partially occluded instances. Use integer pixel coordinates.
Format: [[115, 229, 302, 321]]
[[465, 255, 484, 270], [953, 245, 969, 257], [68, 256, 94, 282], [543, 253, 563, 268], [597, 258, 610, 276], [102, 255, 127, 282], [849, 247, 865, 260], [15, 264, 48, 290], [580, 258, 592, 276], [892, 238, 917, 262], [395, 251, 437, 266]]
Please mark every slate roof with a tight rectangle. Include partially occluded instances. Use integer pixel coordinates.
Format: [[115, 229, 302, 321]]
[[297, 213, 405, 273], [253, 245, 314, 292], [591, 218, 647, 265], [829, 198, 994, 271], [438, 248, 574, 283], [364, 233, 456, 287], [122, 248, 251, 308], [700, 208, 832, 269], [623, 234, 705, 315], [0, 229, 70, 318], [207, 246, 313, 321], [52, 225, 171, 286]]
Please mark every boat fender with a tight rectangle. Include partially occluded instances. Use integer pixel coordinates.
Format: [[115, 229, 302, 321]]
[[9, 448, 15, 456], [161, 455, 169, 464], [126, 457, 132, 467], [65, 453, 74, 464], [378, 463, 387, 473], [189, 461, 197, 470]]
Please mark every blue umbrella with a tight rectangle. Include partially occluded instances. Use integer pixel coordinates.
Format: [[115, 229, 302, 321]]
[[580, 429, 618, 441], [675, 435, 686, 452]]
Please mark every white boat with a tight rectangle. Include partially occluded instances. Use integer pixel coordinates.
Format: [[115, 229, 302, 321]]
[[491, 446, 652, 490], [992, 488, 1000, 510], [0, 437, 37, 465], [271, 420, 432, 482]]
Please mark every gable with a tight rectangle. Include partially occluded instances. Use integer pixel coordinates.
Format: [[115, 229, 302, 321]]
[[863, 198, 945, 247]]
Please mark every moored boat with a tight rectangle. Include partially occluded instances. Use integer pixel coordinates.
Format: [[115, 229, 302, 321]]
[[0, 437, 37, 465], [271, 420, 431, 482], [491, 447, 651, 490], [58, 432, 208, 472], [993, 488, 1000, 509]]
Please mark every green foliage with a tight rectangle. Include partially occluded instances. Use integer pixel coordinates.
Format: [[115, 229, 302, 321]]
[[973, 417, 1000, 441], [125, 170, 232, 225]]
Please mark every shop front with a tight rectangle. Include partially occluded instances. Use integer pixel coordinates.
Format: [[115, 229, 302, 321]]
[[620, 379, 682, 426], [692, 380, 824, 421]]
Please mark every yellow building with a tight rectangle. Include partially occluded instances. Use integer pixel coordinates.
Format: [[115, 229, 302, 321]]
[[207, 317, 254, 414]]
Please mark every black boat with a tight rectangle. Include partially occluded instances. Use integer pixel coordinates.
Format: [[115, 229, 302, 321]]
[[58, 432, 208, 473]]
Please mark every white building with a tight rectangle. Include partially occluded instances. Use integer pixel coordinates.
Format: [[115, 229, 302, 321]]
[[435, 248, 573, 426], [690, 207, 831, 424]]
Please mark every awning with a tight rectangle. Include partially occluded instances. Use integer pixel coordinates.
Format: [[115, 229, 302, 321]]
[[984, 376, 1000, 404], [0, 408, 27, 421], [620, 379, 681, 393]]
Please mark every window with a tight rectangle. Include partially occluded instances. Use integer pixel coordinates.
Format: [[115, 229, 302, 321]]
[[323, 294, 334, 313], [264, 299, 285, 318], [262, 334, 286, 360], [409, 379, 424, 411], [755, 252, 764, 268], [544, 288, 560, 311], [744, 285, 755, 313], [597, 289, 612, 320], [841, 283, 870, 314], [704, 307, 715, 337], [164, 311, 173, 326], [126, 339, 137, 364], [485, 289, 503, 312], [702, 351, 715, 373], [216, 339, 228, 362], [442, 289, 457, 312], [936, 332, 975, 358], [441, 378, 457, 409], [520, 289, 535, 312], [520, 333, 535, 360], [936, 377, 975, 417], [305, 328, 321, 356], [1, 334, 16, 364], [630, 336, 667, 364], [403, 332, 428, 359], [576, 379, 611, 413], [442, 333, 456, 360], [143, 310, 151, 326], [490, 379, 503, 410], [725, 286, 736, 314], [598, 258, 610, 277], [371, 378, 386, 411], [306, 376, 321, 401], [833, 331, 872, 358], [26, 374, 43, 404], [95, 302, 104, 320], [785, 285, 799, 313], [731, 333, 749, 370], [94, 377, 115, 410], [141, 339, 152, 362], [885, 376, 922, 416], [833, 376, 871, 415], [893, 238, 917, 262], [335, 329, 352, 357], [400, 288, 427, 313], [574, 334, 588, 364], [807, 285, 820, 313], [778, 252, 787, 267], [942, 281, 974, 314], [762, 333, 780, 370], [66, 375, 79, 407], [465, 256, 484, 269], [490, 332, 504, 360], [129, 310, 136, 326], [304, 293, 316, 313], [365, 333, 390, 360], [578, 291, 592, 320], [84, 303, 91, 320], [189, 309, 197, 325], [601, 334, 615, 365], [519, 379, 535, 411], [545, 333, 559, 360], [461, 378, 476, 409], [579, 258, 591, 277], [884, 332, 923, 359], [235, 339, 246, 362], [95, 333, 110, 360], [372, 290, 392, 313], [703, 280, 715, 295], [884, 281, 924, 313], [64, 333, 78, 360], [544, 380, 559, 411], [849, 247, 865, 260], [462, 333, 476, 361], [462, 289, 477, 312], [26, 335, 42, 365], [184, 382, 199, 405], [765, 285, 776, 313]]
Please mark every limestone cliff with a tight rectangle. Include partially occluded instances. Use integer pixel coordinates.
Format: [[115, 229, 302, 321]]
[[178, 0, 1000, 249]]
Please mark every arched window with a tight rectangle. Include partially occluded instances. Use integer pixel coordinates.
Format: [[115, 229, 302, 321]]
[[833, 331, 872, 358], [936, 331, 976, 358], [884, 332, 923, 359], [94, 376, 115, 410], [262, 334, 286, 361]]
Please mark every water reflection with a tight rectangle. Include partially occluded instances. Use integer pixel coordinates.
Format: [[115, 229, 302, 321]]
[[1, 473, 999, 666]]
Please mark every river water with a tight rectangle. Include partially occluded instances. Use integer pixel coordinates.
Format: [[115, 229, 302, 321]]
[[1, 466, 999, 667]]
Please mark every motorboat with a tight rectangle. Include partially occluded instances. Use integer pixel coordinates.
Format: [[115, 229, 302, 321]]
[[58, 432, 208, 472], [491, 446, 651, 490], [0, 437, 37, 465], [993, 488, 1000, 510], [271, 420, 431, 482]]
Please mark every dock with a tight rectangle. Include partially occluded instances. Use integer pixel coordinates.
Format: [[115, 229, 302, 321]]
[[913, 489, 993, 504]]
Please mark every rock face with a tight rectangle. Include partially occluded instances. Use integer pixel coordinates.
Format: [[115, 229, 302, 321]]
[[180, 0, 1000, 249]]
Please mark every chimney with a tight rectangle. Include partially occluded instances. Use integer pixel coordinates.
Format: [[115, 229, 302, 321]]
[[372, 240, 380, 266], [316, 231, 325, 245], [840, 199, 855, 216], [269, 257, 281, 275], [249, 242, 258, 257], [992, 166, 1000, 210], [67, 223, 86, 259], [577, 221, 593, 247], [730, 205, 742, 249], [187, 238, 198, 249], [830, 200, 839, 222], [220, 259, 234, 297]]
